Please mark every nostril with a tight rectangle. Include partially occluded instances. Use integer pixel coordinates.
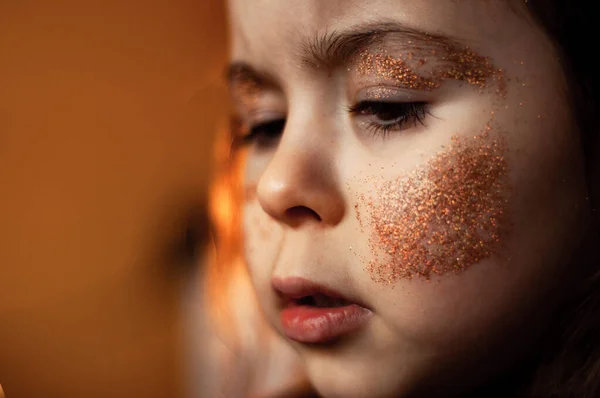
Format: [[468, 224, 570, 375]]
[[284, 206, 322, 223]]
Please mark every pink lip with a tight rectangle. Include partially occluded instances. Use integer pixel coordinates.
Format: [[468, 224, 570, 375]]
[[272, 277, 372, 344]]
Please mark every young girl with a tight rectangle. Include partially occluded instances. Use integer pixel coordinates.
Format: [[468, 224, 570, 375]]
[[206, 1, 600, 396]]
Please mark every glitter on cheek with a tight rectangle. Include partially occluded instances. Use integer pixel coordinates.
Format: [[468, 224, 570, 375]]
[[354, 193, 367, 233], [359, 126, 510, 284], [352, 38, 510, 284]]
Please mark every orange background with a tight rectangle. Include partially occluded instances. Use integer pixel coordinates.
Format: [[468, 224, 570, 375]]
[[0, 2, 227, 397]]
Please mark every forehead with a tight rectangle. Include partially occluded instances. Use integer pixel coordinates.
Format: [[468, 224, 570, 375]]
[[228, 0, 525, 63]]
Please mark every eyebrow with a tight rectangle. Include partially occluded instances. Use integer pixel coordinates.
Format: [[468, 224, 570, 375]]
[[226, 20, 470, 88]]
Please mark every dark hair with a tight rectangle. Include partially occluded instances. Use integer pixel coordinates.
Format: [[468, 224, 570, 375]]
[[516, 2, 600, 397], [524, 0, 599, 173]]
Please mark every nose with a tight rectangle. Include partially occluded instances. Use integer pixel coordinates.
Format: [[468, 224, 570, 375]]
[[256, 142, 345, 228]]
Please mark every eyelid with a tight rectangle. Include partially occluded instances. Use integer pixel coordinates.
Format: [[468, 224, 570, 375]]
[[354, 85, 427, 104], [348, 100, 430, 139], [235, 109, 285, 138], [231, 87, 286, 115], [246, 108, 284, 123], [232, 93, 287, 130]]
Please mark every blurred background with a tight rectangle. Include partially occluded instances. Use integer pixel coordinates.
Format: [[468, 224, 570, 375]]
[[0, 1, 228, 397]]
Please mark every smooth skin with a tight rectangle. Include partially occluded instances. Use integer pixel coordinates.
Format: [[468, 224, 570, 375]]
[[228, 1, 598, 397]]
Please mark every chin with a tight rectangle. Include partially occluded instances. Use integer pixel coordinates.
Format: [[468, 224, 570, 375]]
[[301, 348, 485, 398], [303, 354, 417, 398]]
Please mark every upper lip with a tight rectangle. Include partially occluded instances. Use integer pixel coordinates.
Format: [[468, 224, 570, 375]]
[[271, 276, 370, 309]]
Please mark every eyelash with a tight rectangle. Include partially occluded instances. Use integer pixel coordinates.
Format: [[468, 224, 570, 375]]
[[237, 101, 429, 147], [347, 101, 430, 138], [238, 118, 285, 149]]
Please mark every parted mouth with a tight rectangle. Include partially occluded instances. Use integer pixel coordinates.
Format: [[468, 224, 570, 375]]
[[294, 294, 353, 308], [271, 276, 370, 310], [272, 277, 373, 344]]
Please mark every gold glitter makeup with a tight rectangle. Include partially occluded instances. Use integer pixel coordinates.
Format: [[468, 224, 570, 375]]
[[358, 50, 439, 91], [357, 40, 506, 96], [362, 86, 408, 101], [355, 193, 366, 232], [356, 125, 509, 284], [351, 36, 510, 284]]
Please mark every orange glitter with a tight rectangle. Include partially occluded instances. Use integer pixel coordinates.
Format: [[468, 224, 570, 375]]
[[357, 41, 506, 96], [358, 50, 439, 91], [361, 126, 510, 284]]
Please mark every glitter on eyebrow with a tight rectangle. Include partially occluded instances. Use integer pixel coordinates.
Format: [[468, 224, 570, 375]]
[[358, 50, 440, 91], [357, 41, 506, 96], [356, 124, 510, 284]]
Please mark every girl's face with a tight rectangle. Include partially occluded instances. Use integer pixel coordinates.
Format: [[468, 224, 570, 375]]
[[229, 1, 593, 397]]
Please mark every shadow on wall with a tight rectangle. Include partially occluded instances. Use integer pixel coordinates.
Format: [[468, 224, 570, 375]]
[[0, 1, 228, 397]]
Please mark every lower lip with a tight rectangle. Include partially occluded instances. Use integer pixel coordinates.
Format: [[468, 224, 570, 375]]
[[280, 304, 372, 344]]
